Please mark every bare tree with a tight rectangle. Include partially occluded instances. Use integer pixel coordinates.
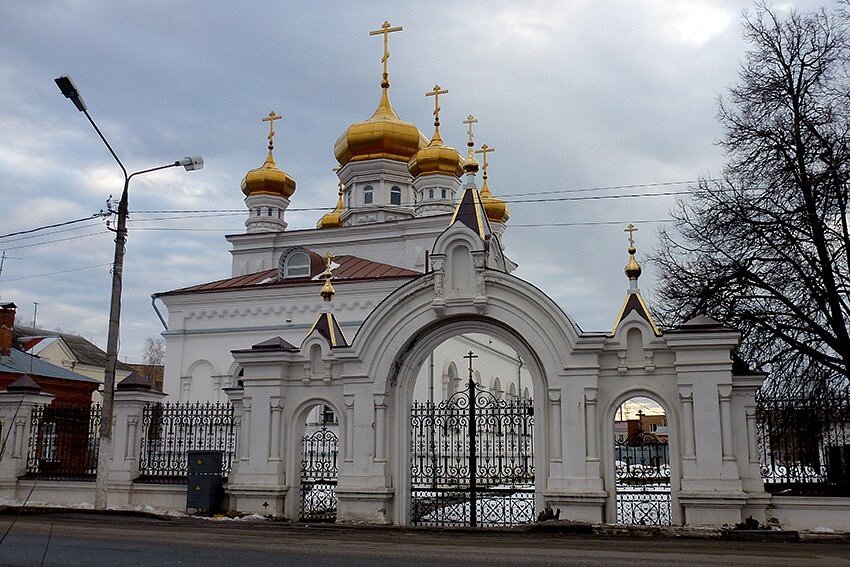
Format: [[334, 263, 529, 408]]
[[142, 336, 165, 367], [653, 3, 850, 395]]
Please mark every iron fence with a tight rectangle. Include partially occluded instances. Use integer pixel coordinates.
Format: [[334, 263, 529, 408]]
[[25, 404, 101, 480], [757, 389, 850, 496], [299, 426, 339, 522], [139, 402, 236, 481], [410, 384, 535, 527], [614, 432, 672, 525]]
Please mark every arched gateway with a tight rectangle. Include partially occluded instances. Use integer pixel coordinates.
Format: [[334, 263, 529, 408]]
[[225, 204, 768, 527]]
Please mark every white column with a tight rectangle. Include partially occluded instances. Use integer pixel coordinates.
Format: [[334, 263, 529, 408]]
[[745, 407, 758, 463], [269, 398, 282, 461], [584, 389, 598, 460], [679, 387, 696, 459], [548, 389, 562, 462], [718, 387, 734, 461], [344, 394, 354, 462], [241, 397, 252, 461], [374, 394, 387, 462]]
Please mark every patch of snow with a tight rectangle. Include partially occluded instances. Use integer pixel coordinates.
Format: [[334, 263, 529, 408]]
[[812, 525, 835, 533]]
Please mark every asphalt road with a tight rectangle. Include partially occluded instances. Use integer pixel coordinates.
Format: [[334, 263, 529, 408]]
[[0, 513, 849, 567]]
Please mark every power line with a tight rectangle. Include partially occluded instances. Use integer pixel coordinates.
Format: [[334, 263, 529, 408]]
[[0, 262, 112, 283], [0, 214, 106, 240], [1, 230, 110, 251]]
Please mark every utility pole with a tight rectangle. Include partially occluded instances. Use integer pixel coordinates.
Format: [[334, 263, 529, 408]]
[[56, 75, 203, 510]]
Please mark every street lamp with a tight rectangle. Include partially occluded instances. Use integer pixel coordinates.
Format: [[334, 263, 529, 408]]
[[55, 75, 203, 510]]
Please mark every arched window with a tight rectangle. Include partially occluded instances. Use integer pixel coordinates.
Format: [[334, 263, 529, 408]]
[[283, 251, 311, 279], [390, 186, 401, 205], [267, 207, 273, 216], [428, 189, 434, 199], [441, 188, 447, 199], [364, 185, 374, 204]]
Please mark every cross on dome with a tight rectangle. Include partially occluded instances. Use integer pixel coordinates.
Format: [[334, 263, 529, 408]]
[[476, 144, 495, 180], [426, 84, 448, 129], [369, 20, 403, 88], [262, 111, 283, 151]]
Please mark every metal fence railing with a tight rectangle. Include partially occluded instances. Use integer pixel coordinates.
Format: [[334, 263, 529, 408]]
[[25, 404, 101, 480], [138, 401, 237, 482], [757, 389, 850, 496]]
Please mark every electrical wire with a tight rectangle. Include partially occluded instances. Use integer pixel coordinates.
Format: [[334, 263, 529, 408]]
[[0, 263, 113, 283], [0, 214, 106, 240], [1, 231, 110, 251]]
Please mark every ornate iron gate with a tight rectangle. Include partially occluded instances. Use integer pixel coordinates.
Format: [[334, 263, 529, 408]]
[[299, 426, 339, 522], [410, 352, 534, 527], [615, 432, 671, 525]]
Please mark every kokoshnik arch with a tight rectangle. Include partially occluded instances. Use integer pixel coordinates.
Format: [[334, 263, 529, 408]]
[[152, 21, 768, 526]]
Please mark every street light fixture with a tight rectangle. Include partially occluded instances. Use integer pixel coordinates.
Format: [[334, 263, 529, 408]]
[[55, 75, 203, 510]]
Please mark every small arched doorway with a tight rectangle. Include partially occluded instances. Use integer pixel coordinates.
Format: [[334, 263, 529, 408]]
[[299, 402, 340, 522], [613, 395, 671, 525]]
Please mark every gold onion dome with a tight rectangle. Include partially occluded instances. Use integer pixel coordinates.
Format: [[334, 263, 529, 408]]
[[480, 179, 510, 223], [624, 224, 642, 280], [241, 111, 296, 198], [409, 84, 462, 178], [319, 185, 345, 229], [334, 88, 427, 167], [476, 144, 509, 223]]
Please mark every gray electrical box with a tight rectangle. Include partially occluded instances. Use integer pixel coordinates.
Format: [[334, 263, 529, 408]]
[[187, 450, 224, 515]]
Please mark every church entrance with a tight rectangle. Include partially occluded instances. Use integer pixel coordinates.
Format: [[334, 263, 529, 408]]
[[298, 404, 339, 522], [409, 348, 534, 527], [613, 396, 671, 525]]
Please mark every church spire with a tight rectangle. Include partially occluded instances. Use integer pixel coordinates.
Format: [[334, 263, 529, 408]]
[[307, 251, 348, 348], [612, 224, 660, 336]]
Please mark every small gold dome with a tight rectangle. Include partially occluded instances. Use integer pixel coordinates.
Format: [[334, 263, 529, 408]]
[[318, 190, 344, 229], [334, 88, 427, 167], [462, 153, 479, 174], [408, 129, 463, 178], [625, 245, 642, 280], [241, 150, 296, 198], [480, 179, 510, 223]]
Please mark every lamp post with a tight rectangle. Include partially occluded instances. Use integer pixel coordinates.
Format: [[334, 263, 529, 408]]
[[55, 75, 203, 510]]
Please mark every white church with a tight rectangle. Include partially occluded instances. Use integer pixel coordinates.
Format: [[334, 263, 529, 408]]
[[151, 22, 768, 527]]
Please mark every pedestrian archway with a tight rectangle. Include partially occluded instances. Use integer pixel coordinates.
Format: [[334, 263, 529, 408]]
[[298, 402, 340, 522], [612, 395, 671, 525]]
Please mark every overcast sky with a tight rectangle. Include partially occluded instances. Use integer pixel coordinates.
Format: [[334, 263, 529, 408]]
[[0, 1, 830, 363]]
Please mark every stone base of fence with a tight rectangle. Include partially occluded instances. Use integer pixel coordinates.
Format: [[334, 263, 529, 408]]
[[768, 496, 850, 531]]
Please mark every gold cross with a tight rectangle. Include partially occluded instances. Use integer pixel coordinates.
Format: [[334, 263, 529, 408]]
[[463, 114, 478, 148], [324, 250, 334, 269], [262, 111, 283, 150], [369, 21, 403, 87], [426, 84, 448, 128], [475, 144, 495, 175], [625, 224, 638, 247]]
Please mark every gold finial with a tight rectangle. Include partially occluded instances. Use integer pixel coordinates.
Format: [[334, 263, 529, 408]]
[[321, 250, 336, 302], [369, 20, 403, 89], [262, 111, 283, 151], [475, 144, 495, 182], [463, 114, 478, 150], [462, 115, 479, 173], [426, 84, 448, 130], [624, 224, 642, 281]]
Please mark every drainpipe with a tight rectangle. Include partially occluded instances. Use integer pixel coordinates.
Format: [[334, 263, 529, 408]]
[[151, 294, 168, 330]]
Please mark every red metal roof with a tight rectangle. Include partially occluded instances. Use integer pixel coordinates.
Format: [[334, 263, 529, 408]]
[[158, 254, 420, 297]]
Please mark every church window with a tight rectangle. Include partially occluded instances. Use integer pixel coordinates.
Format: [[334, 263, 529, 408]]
[[428, 189, 434, 199], [256, 208, 261, 217], [441, 188, 447, 199], [390, 186, 401, 205], [284, 251, 311, 278], [277, 209, 282, 218], [267, 207, 273, 216], [364, 185, 374, 204]]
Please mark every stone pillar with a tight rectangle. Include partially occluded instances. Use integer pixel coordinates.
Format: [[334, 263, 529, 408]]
[[0, 383, 54, 486], [269, 397, 283, 462], [374, 394, 387, 462], [107, 381, 167, 506]]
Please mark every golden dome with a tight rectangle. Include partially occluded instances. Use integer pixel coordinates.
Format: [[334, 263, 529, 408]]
[[241, 150, 296, 198], [318, 187, 345, 229], [624, 224, 642, 280], [334, 88, 426, 167], [408, 129, 463, 178], [480, 179, 510, 223]]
